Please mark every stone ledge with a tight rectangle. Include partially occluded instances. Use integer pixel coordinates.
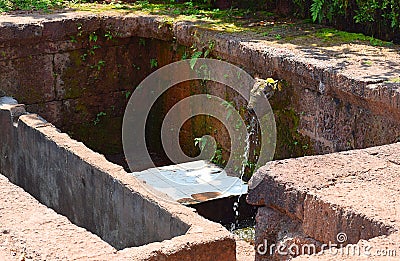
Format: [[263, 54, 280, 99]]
[[0, 104, 236, 260], [0, 173, 117, 260], [248, 143, 400, 259], [0, 171, 238, 260]]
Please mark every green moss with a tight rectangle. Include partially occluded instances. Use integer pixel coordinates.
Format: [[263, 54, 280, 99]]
[[233, 226, 255, 244], [273, 107, 314, 159], [74, 102, 89, 115], [13, 56, 44, 103], [71, 116, 123, 155], [62, 48, 101, 99], [313, 28, 393, 46], [60, 51, 85, 99], [268, 82, 314, 159], [387, 77, 400, 83]]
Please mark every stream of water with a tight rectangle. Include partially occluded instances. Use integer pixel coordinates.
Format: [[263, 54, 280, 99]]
[[230, 114, 258, 232]]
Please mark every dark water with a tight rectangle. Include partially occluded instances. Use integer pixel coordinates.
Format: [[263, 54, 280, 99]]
[[105, 152, 173, 172]]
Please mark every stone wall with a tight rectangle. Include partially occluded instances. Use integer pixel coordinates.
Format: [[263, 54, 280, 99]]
[[0, 103, 190, 249], [0, 13, 181, 159], [179, 26, 400, 156], [1, 12, 400, 166], [0, 102, 236, 259]]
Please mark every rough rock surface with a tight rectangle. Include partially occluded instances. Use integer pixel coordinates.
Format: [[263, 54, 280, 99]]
[[248, 143, 400, 260], [236, 240, 256, 261], [0, 174, 117, 260]]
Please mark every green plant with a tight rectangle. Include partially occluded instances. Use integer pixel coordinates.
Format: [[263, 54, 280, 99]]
[[80, 44, 100, 61], [90, 60, 105, 70], [194, 136, 225, 166], [139, 38, 146, 46], [212, 148, 225, 166], [194, 137, 207, 151], [76, 23, 83, 36], [89, 45, 100, 55], [235, 119, 243, 130], [221, 100, 235, 121], [150, 58, 158, 68], [190, 51, 203, 69], [123, 90, 131, 99], [132, 63, 141, 70], [72, 26, 121, 73], [310, 0, 324, 23], [104, 31, 113, 40], [0, 0, 64, 12], [363, 60, 373, 66], [70, 36, 77, 43], [244, 160, 256, 174], [307, 0, 400, 32], [80, 53, 88, 61], [189, 39, 216, 69], [94, 111, 106, 125], [89, 32, 98, 42], [203, 40, 215, 58]]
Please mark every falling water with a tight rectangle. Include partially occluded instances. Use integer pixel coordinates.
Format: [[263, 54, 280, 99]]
[[230, 114, 258, 231]]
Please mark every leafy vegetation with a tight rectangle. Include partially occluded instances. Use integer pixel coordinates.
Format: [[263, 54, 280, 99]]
[[150, 58, 158, 68], [306, 0, 400, 32], [93, 111, 106, 125], [0, 0, 64, 12]]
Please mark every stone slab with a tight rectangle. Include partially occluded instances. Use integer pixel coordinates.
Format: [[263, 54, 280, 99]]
[[248, 143, 400, 259], [131, 160, 248, 205]]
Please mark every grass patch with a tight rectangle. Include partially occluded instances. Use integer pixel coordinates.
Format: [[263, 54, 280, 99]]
[[314, 28, 393, 47]]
